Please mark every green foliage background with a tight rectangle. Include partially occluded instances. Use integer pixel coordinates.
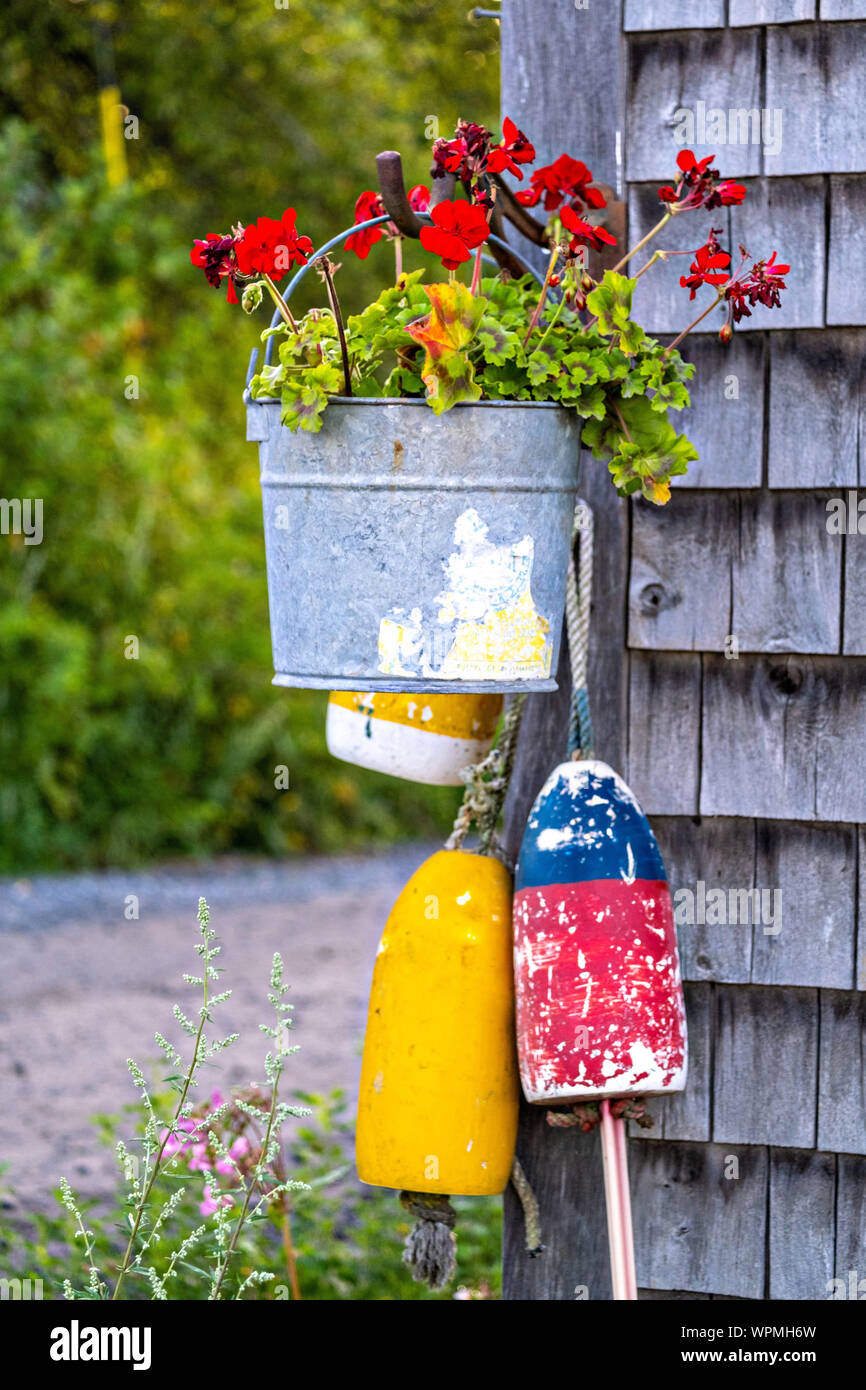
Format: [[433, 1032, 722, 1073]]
[[0, 0, 500, 870]]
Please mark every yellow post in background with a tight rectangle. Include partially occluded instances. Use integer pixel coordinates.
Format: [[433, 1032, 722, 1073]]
[[98, 84, 127, 187]]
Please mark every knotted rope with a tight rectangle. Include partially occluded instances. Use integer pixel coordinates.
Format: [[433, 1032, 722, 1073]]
[[566, 498, 594, 761], [445, 693, 528, 857]]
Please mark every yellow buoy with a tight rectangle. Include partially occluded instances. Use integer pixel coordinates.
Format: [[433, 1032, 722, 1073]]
[[356, 849, 519, 1196], [326, 691, 502, 786]]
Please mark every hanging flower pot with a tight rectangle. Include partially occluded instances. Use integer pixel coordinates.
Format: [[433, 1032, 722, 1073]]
[[249, 396, 580, 692], [192, 122, 789, 694], [326, 690, 502, 785]]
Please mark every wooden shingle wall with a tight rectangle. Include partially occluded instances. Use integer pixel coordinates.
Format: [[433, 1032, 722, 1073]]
[[501, 0, 866, 1299]]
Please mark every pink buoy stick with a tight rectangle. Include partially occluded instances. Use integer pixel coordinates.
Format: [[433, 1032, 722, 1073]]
[[600, 1100, 637, 1300]]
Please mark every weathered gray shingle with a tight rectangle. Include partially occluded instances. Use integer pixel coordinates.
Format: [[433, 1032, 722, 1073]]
[[713, 985, 818, 1147], [766, 24, 866, 174], [751, 821, 856, 988], [827, 178, 866, 325], [700, 655, 866, 822], [626, 30, 762, 182], [674, 334, 766, 489], [817, 990, 866, 1153], [624, 0, 725, 28], [628, 652, 701, 813], [655, 816, 755, 983], [629, 494, 735, 651], [630, 1140, 768, 1297], [731, 0, 815, 20], [768, 331, 865, 487], [768, 1148, 835, 1299], [730, 179, 825, 330]]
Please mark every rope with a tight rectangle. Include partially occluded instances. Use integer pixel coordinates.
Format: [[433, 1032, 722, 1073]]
[[510, 1156, 544, 1256], [566, 498, 594, 760], [399, 1191, 457, 1289], [545, 1097, 654, 1133], [445, 693, 528, 857]]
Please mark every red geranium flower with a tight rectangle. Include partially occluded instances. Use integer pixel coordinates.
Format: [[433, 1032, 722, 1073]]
[[725, 250, 789, 322], [346, 190, 386, 259], [486, 116, 536, 180], [190, 232, 241, 303], [679, 236, 732, 300], [431, 121, 492, 184], [234, 209, 313, 280], [346, 186, 431, 259], [658, 150, 746, 212], [419, 199, 489, 269], [560, 204, 617, 255], [517, 153, 606, 214]]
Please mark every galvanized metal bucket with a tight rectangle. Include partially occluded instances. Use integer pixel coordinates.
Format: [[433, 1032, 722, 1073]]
[[247, 395, 580, 692]]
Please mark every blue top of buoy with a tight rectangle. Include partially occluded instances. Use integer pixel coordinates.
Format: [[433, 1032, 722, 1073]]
[[515, 760, 667, 890]]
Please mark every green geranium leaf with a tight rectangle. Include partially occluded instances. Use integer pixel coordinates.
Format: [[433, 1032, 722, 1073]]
[[404, 282, 487, 413], [280, 361, 344, 433], [526, 341, 560, 385], [582, 392, 698, 503], [476, 317, 523, 366]]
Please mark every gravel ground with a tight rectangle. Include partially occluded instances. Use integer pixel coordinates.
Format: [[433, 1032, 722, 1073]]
[[0, 845, 438, 1214]]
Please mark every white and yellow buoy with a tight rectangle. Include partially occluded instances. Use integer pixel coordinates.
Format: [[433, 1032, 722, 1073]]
[[326, 691, 502, 786]]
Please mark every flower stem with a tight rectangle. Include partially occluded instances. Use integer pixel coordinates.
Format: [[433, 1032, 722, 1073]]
[[664, 290, 724, 355], [318, 258, 352, 397], [633, 249, 664, 282], [280, 1205, 302, 1301], [210, 1085, 280, 1300], [610, 211, 672, 274], [394, 237, 403, 284], [263, 274, 298, 332], [112, 984, 210, 1300], [613, 402, 633, 443], [523, 245, 560, 348]]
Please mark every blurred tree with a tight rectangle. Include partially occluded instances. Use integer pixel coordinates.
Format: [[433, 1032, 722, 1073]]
[[0, 1, 501, 869]]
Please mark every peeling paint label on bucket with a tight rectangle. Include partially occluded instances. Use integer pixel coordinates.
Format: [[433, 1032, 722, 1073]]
[[377, 508, 552, 681]]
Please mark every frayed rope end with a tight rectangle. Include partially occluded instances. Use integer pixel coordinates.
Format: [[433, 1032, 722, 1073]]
[[400, 1191, 457, 1290]]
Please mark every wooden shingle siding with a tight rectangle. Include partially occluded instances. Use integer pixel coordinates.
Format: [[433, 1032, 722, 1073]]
[[627, 651, 701, 814], [624, 1, 726, 31], [730, 179, 826, 328], [655, 817, 756, 982], [629, 493, 842, 652], [673, 335, 766, 488], [827, 179, 866, 324], [768, 1148, 835, 1299], [630, 1141, 769, 1298], [858, 829, 866, 989], [817, 990, 866, 1152], [731, 0, 816, 20], [765, 24, 866, 174], [751, 821, 856, 987], [821, 0, 866, 16], [835, 1155, 866, 1285], [844, 538, 866, 655], [626, 30, 762, 182], [502, 0, 865, 1299], [713, 985, 818, 1147], [768, 331, 865, 487], [628, 186, 732, 334], [699, 655, 866, 823], [629, 494, 736, 651]]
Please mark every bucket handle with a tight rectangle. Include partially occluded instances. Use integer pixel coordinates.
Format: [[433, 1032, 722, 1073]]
[[244, 211, 545, 386]]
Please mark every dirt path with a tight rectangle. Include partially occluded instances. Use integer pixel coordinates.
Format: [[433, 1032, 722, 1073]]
[[0, 846, 435, 1214]]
